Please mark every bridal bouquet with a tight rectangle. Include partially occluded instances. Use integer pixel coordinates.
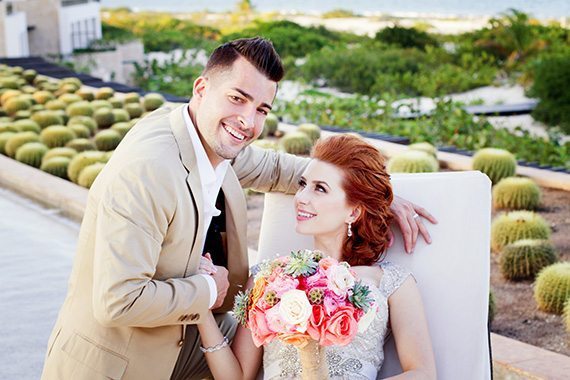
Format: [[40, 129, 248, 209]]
[[233, 250, 378, 379]]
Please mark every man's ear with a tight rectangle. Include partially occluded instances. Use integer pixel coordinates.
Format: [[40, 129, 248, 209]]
[[193, 76, 207, 99]]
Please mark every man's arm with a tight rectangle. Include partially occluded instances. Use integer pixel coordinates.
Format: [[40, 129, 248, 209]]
[[91, 160, 211, 328]]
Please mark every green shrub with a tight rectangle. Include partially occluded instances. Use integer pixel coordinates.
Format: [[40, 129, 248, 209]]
[[111, 122, 132, 137], [91, 100, 113, 111], [68, 116, 97, 134], [387, 150, 439, 173], [67, 151, 105, 183], [32, 91, 55, 105], [375, 26, 438, 50], [93, 108, 115, 129], [41, 156, 71, 179], [4, 131, 40, 157], [22, 69, 37, 83], [42, 147, 77, 163], [527, 54, 570, 133], [57, 83, 79, 95], [78, 162, 106, 189], [408, 142, 437, 157], [279, 132, 313, 155], [491, 211, 550, 252], [15, 142, 48, 167], [30, 104, 45, 114], [500, 239, 558, 281], [95, 87, 115, 100], [124, 92, 140, 104], [472, 148, 517, 184], [65, 138, 97, 152], [31, 110, 64, 129], [76, 89, 95, 102], [68, 123, 91, 138], [493, 177, 541, 210], [66, 101, 94, 117], [297, 123, 321, 143], [534, 262, 570, 314], [4, 97, 31, 116], [61, 77, 82, 88], [57, 93, 82, 106], [108, 97, 124, 109], [111, 109, 130, 123], [40, 125, 76, 148], [0, 131, 16, 154], [143, 93, 165, 111], [95, 129, 122, 151]]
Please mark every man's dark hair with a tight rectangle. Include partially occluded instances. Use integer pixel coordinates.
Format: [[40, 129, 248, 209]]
[[204, 37, 284, 82]]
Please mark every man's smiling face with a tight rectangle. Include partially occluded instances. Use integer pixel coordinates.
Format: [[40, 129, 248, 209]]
[[191, 56, 277, 166]]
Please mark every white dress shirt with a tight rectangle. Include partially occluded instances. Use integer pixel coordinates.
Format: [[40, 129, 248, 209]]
[[183, 106, 230, 308]]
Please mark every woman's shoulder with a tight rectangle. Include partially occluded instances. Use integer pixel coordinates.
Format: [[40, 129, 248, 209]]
[[377, 261, 414, 298]]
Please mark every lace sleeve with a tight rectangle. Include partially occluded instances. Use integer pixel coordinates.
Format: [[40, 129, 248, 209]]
[[378, 261, 413, 298]]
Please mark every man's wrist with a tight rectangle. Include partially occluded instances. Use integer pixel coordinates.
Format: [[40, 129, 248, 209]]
[[197, 274, 218, 308]]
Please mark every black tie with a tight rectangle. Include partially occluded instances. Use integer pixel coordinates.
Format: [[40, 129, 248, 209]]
[[203, 191, 227, 268]]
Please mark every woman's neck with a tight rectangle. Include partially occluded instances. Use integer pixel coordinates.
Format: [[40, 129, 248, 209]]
[[313, 232, 344, 261]]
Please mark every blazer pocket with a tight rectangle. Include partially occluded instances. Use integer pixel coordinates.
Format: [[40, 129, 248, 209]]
[[61, 332, 128, 380]]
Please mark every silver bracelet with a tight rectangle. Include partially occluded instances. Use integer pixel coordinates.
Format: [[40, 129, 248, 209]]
[[199, 336, 229, 353]]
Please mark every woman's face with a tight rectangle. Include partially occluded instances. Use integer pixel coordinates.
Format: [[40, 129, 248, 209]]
[[294, 159, 355, 238]]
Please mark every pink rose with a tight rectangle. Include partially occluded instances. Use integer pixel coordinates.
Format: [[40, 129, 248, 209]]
[[319, 257, 338, 272], [304, 271, 328, 288], [265, 304, 295, 334], [320, 306, 359, 347], [307, 304, 326, 341], [323, 290, 347, 316], [267, 275, 299, 298], [249, 307, 277, 347]]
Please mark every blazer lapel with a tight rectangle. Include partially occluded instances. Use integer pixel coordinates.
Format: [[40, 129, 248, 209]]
[[169, 105, 206, 275]]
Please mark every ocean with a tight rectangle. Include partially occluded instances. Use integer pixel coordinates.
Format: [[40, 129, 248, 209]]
[[100, 0, 570, 19]]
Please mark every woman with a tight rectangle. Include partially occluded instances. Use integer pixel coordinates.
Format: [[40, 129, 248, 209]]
[[197, 134, 436, 379]]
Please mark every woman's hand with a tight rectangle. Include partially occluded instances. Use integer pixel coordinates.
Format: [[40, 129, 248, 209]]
[[199, 253, 218, 275]]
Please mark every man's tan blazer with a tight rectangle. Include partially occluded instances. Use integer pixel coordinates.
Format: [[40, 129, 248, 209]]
[[41, 104, 306, 380]]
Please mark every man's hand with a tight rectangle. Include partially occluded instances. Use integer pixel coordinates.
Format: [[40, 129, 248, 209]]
[[389, 195, 438, 254], [210, 265, 229, 309]]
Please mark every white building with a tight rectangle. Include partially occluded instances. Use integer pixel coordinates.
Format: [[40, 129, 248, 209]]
[[0, 0, 102, 57]]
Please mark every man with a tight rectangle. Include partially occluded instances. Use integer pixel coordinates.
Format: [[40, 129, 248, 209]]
[[41, 37, 435, 380]]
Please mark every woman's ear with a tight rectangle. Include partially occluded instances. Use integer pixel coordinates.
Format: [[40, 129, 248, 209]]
[[347, 206, 362, 223]]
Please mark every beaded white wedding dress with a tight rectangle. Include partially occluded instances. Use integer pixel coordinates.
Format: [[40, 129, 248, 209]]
[[262, 262, 411, 380]]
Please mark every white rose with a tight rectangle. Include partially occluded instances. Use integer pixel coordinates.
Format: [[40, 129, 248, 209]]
[[279, 289, 312, 330], [328, 264, 355, 297], [357, 305, 378, 333]]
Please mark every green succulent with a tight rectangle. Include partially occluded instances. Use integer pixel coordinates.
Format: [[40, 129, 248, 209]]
[[57, 83, 80, 95], [30, 104, 46, 113], [534, 262, 570, 314], [65, 138, 97, 153], [4, 97, 31, 116], [45, 99, 67, 111], [14, 110, 32, 120], [42, 147, 78, 163], [78, 162, 106, 188], [0, 123, 18, 134], [124, 92, 140, 104], [0, 89, 22, 106], [95, 129, 122, 151], [500, 239, 558, 281], [41, 156, 71, 179], [20, 85, 37, 95], [13, 119, 41, 134], [262, 113, 279, 137], [493, 177, 541, 210], [124, 103, 143, 119], [349, 281, 374, 312], [279, 131, 313, 155], [491, 211, 551, 252], [66, 101, 94, 117], [22, 69, 37, 83], [108, 97, 124, 109], [95, 87, 115, 100], [40, 125, 76, 148], [68, 123, 91, 138], [93, 108, 115, 129], [32, 90, 55, 105], [387, 150, 439, 173], [15, 142, 49, 167], [111, 122, 132, 138], [58, 93, 82, 106], [297, 123, 321, 143], [111, 109, 130, 123], [4, 131, 40, 157], [488, 291, 496, 324], [68, 116, 97, 134], [564, 299, 570, 333], [67, 151, 105, 183], [232, 289, 252, 327], [472, 148, 517, 185], [31, 110, 64, 129], [90, 100, 113, 111], [61, 77, 82, 88], [0, 131, 16, 154], [143, 93, 165, 112], [408, 142, 438, 157], [75, 89, 95, 102], [252, 139, 277, 150], [102, 150, 114, 162], [284, 249, 319, 277]]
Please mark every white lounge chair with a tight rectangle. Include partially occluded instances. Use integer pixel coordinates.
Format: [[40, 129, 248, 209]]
[[256, 171, 492, 380]]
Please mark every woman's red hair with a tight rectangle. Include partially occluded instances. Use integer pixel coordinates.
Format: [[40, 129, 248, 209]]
[[311, 134, 393, 266]]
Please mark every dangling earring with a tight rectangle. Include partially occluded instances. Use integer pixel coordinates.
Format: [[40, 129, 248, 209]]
[[347, 222, 352, 237]]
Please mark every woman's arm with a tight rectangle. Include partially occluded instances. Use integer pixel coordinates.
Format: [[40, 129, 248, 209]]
[[197, 312, 262, 380], [385, 277, 437, 379]]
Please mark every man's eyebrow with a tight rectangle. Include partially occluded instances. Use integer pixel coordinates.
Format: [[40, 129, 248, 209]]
[[233, 87, 272, 111]]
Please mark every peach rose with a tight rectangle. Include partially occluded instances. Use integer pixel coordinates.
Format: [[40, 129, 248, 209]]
[[279, 332, 310, 347], [250, 277, 267, 309], [320, 306, 358, 347], [249, 307, 277, 347], [319, 257, 338, 272]]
